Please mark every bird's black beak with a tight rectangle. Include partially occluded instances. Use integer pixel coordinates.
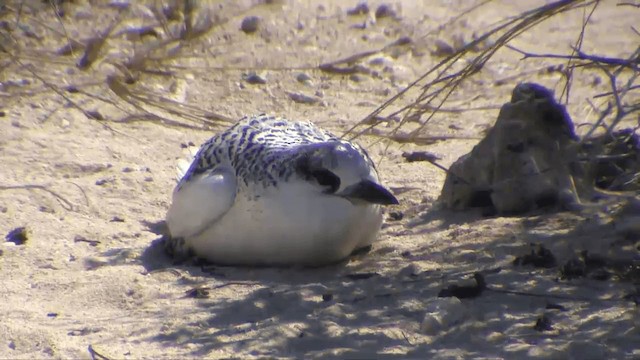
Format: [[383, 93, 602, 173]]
[[338, 180, 399, 205]]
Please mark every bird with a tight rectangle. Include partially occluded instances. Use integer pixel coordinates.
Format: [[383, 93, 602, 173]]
[[165, 114, 398, 266]]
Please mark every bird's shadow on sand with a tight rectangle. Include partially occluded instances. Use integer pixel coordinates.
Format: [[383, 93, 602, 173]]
[[135, 213, 638, 358], [138, 219, 371, 285]]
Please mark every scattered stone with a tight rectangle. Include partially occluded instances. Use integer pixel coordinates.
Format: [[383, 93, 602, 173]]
[[432, 39, 455, 57], [533, 313, 554, 332], [402, 151, 440, 163], [85, 110, 104, 120], [295, 73, 312, 84], [240, 16, 260, 34], [244, 72, 267, 84], [347, 2, 370, 16], [6, 227, 29, 245], [0, 110, 6, 117], [349, 74, 364, 82], [110, 216, 125, 223], [322, 293, 333, 302], [388, 211, 404, 221], [559, 251, 631, 281], [438, 273, 486, 299], [39, 205, 55, 213], [513, 243, 557, 268], [439, 83, 579, 214], [122, 167, 134, 173], [288, 91, 319, 105], [185, 287, 210, 299], [375, 4, 395, 19], [95, 178, 109, 186]]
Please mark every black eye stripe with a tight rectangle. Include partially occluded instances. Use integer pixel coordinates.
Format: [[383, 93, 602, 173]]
[[311, 169, 340, 193]]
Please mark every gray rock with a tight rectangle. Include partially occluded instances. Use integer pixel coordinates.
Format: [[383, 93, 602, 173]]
[[240, 16, 260, 34]]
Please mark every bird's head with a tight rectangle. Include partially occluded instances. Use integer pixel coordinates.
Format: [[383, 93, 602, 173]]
[[295, 141, 398, 205]]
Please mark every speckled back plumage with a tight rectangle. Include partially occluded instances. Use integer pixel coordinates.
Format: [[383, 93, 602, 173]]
[[177, 114, 375, 192]]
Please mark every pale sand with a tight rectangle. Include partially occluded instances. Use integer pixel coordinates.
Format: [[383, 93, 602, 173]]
[[1, 1, 639, 358]]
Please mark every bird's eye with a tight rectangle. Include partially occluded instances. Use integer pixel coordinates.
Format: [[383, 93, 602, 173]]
[[311, 169, 340, 193]]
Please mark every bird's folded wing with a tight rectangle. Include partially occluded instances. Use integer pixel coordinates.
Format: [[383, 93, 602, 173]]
[[166, 166, 237, 239]]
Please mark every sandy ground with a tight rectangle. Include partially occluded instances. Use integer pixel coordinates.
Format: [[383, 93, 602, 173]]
[[1, 0, 639, 358]]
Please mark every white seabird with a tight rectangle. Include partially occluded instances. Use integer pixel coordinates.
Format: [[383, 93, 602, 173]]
[[165, 114, 398, 266]]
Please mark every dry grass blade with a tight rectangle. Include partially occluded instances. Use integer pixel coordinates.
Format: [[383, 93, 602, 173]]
[[1, 0, 252, 132], [343, 0, 599, 144], [0, 184, 75, 211]]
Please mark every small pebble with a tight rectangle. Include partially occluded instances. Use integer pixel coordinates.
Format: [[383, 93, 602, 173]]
[[6, 227, 29, 245], [388, 211, 404, 221], [240, 16, 260, 33], [347, 2, 370, 16], [295, 73, 312, 84], [288, 92, 319, 105], [322, 293, 334, 302], [349, 74, 364, 82], [186, 287, 210, 299], [375, 4, 395, 19], [244, 72, 267, 84], [0, 110, 5, 117], [432, 39, 455, 57], [85, 110, 104, 120]]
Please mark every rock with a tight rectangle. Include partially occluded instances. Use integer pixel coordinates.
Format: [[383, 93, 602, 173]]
[[375, 4, 395, 19], [288, 91, 319, 105], [240, 16, 260, 33], [439, 83, 580, 214], [347, 2, 370, 16], [244, 72, 267, 84], [432, 39, 455, 57], [6, 227, 29, 245], [295, 73, 312, 84]]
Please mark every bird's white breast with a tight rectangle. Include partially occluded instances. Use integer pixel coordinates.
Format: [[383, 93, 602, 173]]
[[184, 180, 384, 266]]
